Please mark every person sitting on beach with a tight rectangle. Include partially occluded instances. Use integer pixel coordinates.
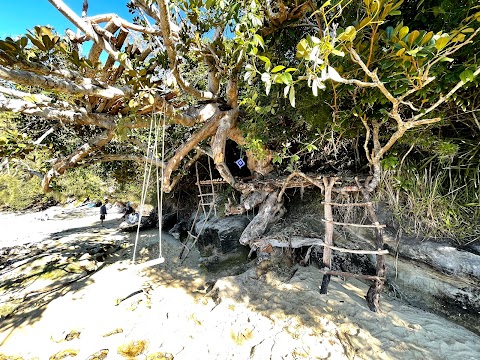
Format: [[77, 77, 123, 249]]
[[100, 198, 108, 226], [122, 202, 134, 221]]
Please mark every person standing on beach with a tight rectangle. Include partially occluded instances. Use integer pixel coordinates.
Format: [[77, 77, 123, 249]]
[[100, 198, 108, 226]]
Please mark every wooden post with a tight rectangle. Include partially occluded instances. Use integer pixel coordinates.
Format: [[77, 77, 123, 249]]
[[320, 177, 337, 294], [356, 177, 386, 312]]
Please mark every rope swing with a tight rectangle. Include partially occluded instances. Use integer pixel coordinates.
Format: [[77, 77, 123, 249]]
[[132, 104, 166, 270]]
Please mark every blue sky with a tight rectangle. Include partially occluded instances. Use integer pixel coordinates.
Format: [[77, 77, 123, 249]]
[[0, 1, 133, 39]]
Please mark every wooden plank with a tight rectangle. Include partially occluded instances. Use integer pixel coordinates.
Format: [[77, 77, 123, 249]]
[[322, 219, 386, 228], [253, 236, 388, 254]]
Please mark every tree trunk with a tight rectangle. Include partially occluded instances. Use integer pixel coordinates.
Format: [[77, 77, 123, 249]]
[[320, 177, 337, 294], [238, 191, 285, 246]]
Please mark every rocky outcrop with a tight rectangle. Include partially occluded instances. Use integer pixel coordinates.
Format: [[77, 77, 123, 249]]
[[337, 226, 480, 335], [194, 215, 251, 257]]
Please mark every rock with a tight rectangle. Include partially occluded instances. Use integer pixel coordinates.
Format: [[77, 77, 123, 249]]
[[338, 226, 480, 335], [392, 239, 480, 278], [79, 253, 92, 261], [78, 258, 98, 272], [194, 215, 250, 256], [168, 219, 188, 240], [161, 212, 178, 231]]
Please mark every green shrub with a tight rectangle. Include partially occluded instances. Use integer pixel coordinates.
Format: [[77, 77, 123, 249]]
[[0, 174, 45, 210]]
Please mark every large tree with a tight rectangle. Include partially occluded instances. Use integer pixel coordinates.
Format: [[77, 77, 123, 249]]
[[1, 0, 479, 246]]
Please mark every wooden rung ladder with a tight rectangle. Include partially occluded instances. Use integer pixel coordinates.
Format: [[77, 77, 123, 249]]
[[320, 176, 387, 312]]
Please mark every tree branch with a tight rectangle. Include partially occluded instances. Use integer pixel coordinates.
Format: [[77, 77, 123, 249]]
[[48, 0, 132, 70], [411, 66, 480, 122], [148, 0, 215, 100], [162, 111, 225, 192], [42, 129, 115, 192], [0, 97, 116, 129], [0, 66, 132, 99]]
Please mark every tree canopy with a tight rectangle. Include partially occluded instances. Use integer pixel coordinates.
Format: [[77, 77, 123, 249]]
[[0, 0, 479, 204]]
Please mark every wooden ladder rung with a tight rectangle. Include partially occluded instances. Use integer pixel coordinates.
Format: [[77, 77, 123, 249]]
[[320, 269, 385, 281], [322, 201, 373, 207], [321, 219, 386, 228]]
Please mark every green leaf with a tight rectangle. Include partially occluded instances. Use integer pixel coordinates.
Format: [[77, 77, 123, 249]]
[[398, 26, 409, 40], [42, 35, 52, 50], [420, 31, 434, 45], [281, 72, 293, 85], [434, 35, 450, 51], [258, 55, 271, 71], [296, 38, 309, 58], [338, 26, 357, 42], [284, 68, 297, 73], [273, 154, 283, 164], [252, 34, 264, 49], [271, 65, 285, 73], [408, 30, 420, 47], [331, 49, 345, 57], [306, 144, 318, 152], [460, 69, 475, 83], [26, 34, 46, 51], [386, 26, 394, 40], [19, 37, 28, 48]]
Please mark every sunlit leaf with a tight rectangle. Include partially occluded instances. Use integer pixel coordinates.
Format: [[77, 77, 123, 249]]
[[434, 35, 450, 51], [408, 30, 420, 47], [420, 31, 434, 45], [331, 49, 345, 57], [252, 34, 264, 49], [399, 26, 409, 40], [271, 65, 285, 73], [338, 26, 357, 42], [327, 66, 343, 82], [451, 33, 466, 42]]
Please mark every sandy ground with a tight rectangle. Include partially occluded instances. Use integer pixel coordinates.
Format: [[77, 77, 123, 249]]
[[1, 206, 480, 360]]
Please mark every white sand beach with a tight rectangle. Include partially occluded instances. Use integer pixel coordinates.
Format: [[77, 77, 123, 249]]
[[1, 206, 479, 359]]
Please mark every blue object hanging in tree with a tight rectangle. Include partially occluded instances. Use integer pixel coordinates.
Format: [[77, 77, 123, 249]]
[[235, 158, 245, 168]]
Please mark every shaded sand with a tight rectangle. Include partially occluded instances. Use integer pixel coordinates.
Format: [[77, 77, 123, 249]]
[[1, 207, 479, 359]]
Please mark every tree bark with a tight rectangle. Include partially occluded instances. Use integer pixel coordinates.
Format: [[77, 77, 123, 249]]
[[239, 191, 285, 246], [356, 177, 386, 312], [320, 177, 337, 294]]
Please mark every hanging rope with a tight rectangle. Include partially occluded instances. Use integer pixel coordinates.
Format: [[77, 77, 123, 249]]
[[132, 103, 166, 269], [132, 112, 155, 264]]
